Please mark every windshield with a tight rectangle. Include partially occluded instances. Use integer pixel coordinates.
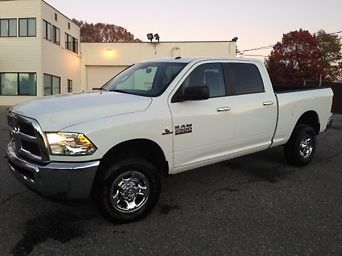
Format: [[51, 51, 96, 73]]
[[103, 62, 187, 97]]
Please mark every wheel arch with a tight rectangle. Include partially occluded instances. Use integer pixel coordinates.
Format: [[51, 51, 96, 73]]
[[294, 111, 320, 135], [96, 139, 169, 180]]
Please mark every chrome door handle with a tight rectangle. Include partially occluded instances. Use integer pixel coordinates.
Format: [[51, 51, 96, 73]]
[[217, 107, 231, 112], [263, 101, 274, 106]]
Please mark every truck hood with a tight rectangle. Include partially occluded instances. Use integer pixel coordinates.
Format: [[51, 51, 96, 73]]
[[11, 91, 152, 131]]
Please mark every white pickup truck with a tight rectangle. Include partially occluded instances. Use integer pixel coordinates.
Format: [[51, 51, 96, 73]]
[[6, 57, 333, 222]]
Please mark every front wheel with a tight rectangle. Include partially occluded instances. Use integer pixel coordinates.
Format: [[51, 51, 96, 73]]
[[94, 156, 161, 223], [284, 124, 316, 166]]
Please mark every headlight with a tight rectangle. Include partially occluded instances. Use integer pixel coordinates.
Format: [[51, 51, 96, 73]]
[[46, 132, 97, 156]]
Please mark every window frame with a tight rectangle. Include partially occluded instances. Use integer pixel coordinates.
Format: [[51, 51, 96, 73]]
[[43, 20, 50, 40], [43, 20, 60, 45], [19, 18, 36, 37], [0, 18, 17, 37], [65, 32, 79, 54], [67, 79, 73, 93], [54, 26, 60, 45], [0, 72, 37, 96], [173, 62, 227, 101], [43, 73, 61, 96], [171, 61, 268, 103], [73, 38, 78, 53]]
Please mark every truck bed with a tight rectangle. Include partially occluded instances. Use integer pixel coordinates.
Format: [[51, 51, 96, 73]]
[[271, 87, 333, 147]]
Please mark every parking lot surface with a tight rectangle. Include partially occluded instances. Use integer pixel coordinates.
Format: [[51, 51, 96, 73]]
[[0, 106, 341, 256]]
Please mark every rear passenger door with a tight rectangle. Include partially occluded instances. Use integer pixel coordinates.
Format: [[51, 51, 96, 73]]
[[220, 62, 277, 151]]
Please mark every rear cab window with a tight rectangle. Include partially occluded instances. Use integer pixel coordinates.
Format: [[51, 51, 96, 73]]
[[222, 63, 265, 95]]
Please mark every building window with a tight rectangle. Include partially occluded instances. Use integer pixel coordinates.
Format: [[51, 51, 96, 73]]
[[55, 13, 58, 21], [65, 33, 71, 50], [43, 20, 50, 40], [67, 79, 73, 93], [73, 38, 78, 53], [19, 73, 37, 95], [0, 73, 17, 95], [68, 22, 70, 30], [43, 20, 60, 45], [19, 18, 36, 37], [54, 26, 60, 44], [0, 73, 36, 96], [65, 33, 78, 54], [0, 18, 17, 37], [44, 74, 60, 96]]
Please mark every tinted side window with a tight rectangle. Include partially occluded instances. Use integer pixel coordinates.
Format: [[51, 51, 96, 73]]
[[181, 63, 226, 98], [223, 63, 264, 95]]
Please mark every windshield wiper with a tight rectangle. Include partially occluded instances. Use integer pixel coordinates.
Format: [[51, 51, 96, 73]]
[[92, 87, 107, 91], [109, 89, 130, 94]]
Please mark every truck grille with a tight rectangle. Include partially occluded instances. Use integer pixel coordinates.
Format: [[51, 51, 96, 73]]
[[7, 112, 50, 163]]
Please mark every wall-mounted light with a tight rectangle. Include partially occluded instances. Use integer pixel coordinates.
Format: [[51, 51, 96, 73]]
[[172, 47, 181, 57], [104, 48, 115, 58]]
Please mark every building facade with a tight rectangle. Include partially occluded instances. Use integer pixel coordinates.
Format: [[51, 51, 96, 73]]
[[0, 0, 237, 106], [0, 0, 81, 105]]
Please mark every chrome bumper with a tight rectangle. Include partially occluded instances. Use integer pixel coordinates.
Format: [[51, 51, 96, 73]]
[[6, 142, 100, 199]]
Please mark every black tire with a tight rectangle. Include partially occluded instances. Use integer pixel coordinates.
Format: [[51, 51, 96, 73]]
[[94, 156, 161, 223], [284, 124, 316, 166]]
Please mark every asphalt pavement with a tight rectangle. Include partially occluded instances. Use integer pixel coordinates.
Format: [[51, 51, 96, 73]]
[[0, 106, 341, 256]]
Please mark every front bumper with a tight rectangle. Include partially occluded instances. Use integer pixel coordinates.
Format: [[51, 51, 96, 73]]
[[6, 142, 100, 199]]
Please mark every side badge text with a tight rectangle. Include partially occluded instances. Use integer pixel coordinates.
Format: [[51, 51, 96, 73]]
[[175, 124, 192, 135]]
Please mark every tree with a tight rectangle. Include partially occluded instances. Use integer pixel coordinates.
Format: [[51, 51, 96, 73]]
[[266, 29, 324, 86], [315, 30, 342, 80], [338, 62, 342, 80], [72, 19, 141, 43]]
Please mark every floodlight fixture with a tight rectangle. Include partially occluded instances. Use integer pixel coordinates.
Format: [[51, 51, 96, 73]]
[[232, 37, 238, 42], [147, 33, 154, 42]]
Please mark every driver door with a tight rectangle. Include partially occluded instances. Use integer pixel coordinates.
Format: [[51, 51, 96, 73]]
[[169, 62, 231, 169]]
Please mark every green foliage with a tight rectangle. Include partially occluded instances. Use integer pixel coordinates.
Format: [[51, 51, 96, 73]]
[[72, 19, 141, 43], [315, 30, 342, 80]]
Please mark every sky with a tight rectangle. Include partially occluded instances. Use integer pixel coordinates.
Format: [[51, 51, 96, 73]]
[[47, 0, 342, 58]]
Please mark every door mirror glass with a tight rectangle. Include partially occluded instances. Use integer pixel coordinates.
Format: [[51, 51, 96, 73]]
[[182, 86, 209, 101]]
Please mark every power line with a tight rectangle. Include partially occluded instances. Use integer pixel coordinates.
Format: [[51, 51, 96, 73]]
[[241, 54, 268, 58], [240, 44, 275, 53], [239, 30, 342, 54], [329, 30, 342, 35]]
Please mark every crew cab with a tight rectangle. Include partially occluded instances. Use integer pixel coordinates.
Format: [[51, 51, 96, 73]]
[[6, 57, 333, 222]]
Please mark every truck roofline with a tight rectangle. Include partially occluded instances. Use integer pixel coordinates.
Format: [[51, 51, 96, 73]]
[[140, 57, 264, 65]]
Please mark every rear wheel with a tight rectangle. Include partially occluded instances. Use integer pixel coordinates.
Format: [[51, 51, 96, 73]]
[[94, 156, 161, 223], [284, 124, 316, 166]]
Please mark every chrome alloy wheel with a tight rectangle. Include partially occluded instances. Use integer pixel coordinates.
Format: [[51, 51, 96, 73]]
[[110, 171, 150, 213], [299, 136, 313, 159]]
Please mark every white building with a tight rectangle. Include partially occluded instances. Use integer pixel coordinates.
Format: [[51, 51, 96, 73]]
[[0, 0, 81, 105], [0, 0, 237, 106]]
